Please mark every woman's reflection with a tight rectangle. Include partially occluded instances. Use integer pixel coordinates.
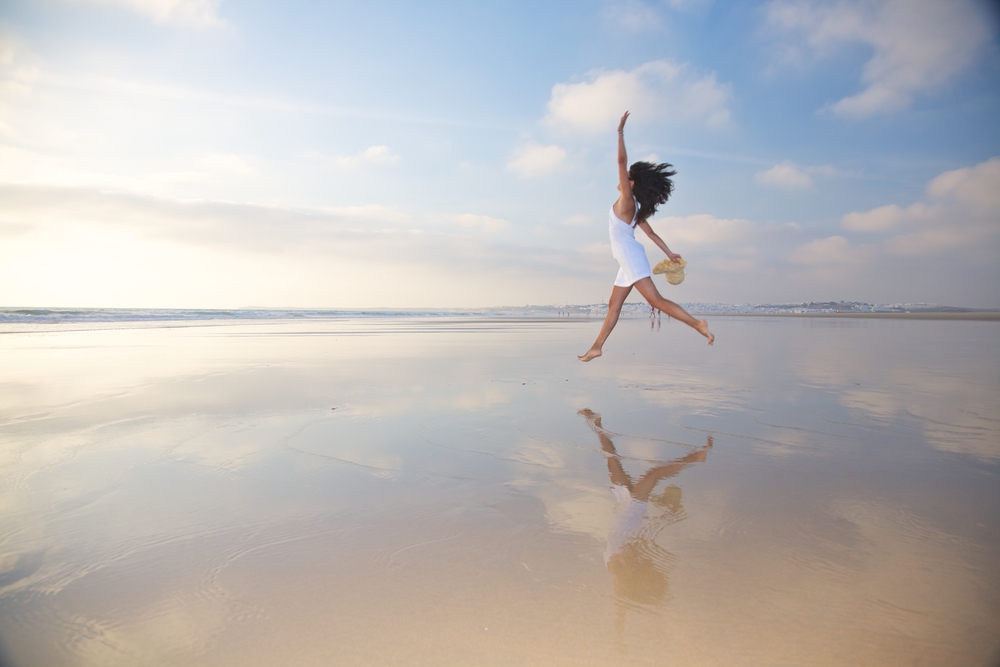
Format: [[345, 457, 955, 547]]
[[579, 409, 712, 607]]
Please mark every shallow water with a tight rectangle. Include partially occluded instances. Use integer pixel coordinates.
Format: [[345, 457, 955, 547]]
[[1, 316, 998, 666]]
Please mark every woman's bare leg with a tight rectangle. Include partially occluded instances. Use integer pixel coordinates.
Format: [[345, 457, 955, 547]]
[[579, 409, 634, 489], [632, 277, 714, 345], [578, 284, 632, 361], [631, 436, 713, 501]]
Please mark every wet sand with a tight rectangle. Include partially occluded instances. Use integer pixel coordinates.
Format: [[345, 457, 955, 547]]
[[1, 316, 998, 666], [708, 312, 1000, 321]]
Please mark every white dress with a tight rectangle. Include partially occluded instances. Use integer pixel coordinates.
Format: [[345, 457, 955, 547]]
[[604, 484, 649, 564], [610, 198, 650, 287]]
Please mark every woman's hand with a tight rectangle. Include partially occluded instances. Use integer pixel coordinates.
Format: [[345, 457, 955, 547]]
[[618, 111, 629, 133], [667, 251, 682, 263]]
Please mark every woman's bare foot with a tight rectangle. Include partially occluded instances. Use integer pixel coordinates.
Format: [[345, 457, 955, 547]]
[[696, 320, 714, 345], [688, 436, 714, 462], [578, 347, 602, 362], [577, 409, 606, 433]]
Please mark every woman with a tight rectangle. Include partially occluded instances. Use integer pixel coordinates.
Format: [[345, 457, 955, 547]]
[[578, 111, 713, 362]]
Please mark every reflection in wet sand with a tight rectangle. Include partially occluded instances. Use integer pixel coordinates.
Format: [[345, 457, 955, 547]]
[[579, 409, 709, 607], [0, 316, 998, 666], [580, 408, 712, 646]]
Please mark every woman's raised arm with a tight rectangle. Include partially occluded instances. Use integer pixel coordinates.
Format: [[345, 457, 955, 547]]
[[614, 111, 635, 222]]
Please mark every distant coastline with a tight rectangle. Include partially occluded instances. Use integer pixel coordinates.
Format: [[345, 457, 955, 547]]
[[703, 312, 1000, 321], [1, 302, 998, 325]]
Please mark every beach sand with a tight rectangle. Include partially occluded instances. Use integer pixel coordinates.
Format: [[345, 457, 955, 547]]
[[1, 316, 998, 666]]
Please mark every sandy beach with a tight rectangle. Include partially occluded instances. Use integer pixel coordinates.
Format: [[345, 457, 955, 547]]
[[1, 315, 998, 666]]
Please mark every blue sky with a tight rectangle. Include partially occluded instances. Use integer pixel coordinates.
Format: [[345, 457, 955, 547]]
[[1, 0, 998, 308]]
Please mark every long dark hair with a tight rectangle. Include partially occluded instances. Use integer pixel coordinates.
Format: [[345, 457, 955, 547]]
[[629, 161, 677, 223]]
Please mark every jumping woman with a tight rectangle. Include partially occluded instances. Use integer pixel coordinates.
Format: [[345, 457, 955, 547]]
[[578, 111, 714, 362]]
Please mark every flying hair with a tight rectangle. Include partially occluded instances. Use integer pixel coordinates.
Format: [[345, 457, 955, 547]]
[[628, 161, 677, 223]]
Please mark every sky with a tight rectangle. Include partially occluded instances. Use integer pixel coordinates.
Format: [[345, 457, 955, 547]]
[[1, 0, 998, 309]]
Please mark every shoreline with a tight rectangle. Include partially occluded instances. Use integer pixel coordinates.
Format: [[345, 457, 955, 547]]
[[690, 311, 1000, 321], [2, 311, 998, 334], [2, 308, 999, 332]]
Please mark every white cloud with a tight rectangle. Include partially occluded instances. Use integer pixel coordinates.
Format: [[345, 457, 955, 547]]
[[201, 153, 255, 175], [607, 0, 712, 25], [605, 0, 664, 31], [882, 226, 972, 257], [841, 204, 905, 232], [0, 183, 621, 308], [839, 157, 1000, 259], [68, 0, 226, 28], [757, 160, 846, 189], [5, 172, 992, 308], [544, 60, 732, 133], [0, 185, 524, 266], [506, 143, 567, 177], [766, 0, 992, 117], [0, 32, 15, 66], [927, 157, 1000, 212], [777, 157, 1000, 304], [450, 214, 510, 234], [0, 29, 39, 101], [653, 213, 759, 246], [333, 145, 401, 169], [756, 161, 813, 189], [561, 214, 593, 227], [789, 235, 856, 264], [638, 214, 773, 277], [319, 204, 412, 226], [665, 0, 713, 8], [703, 242, 761, 273]]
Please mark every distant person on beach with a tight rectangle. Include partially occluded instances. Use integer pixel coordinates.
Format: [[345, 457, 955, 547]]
[[578, 111, 713, 362]]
